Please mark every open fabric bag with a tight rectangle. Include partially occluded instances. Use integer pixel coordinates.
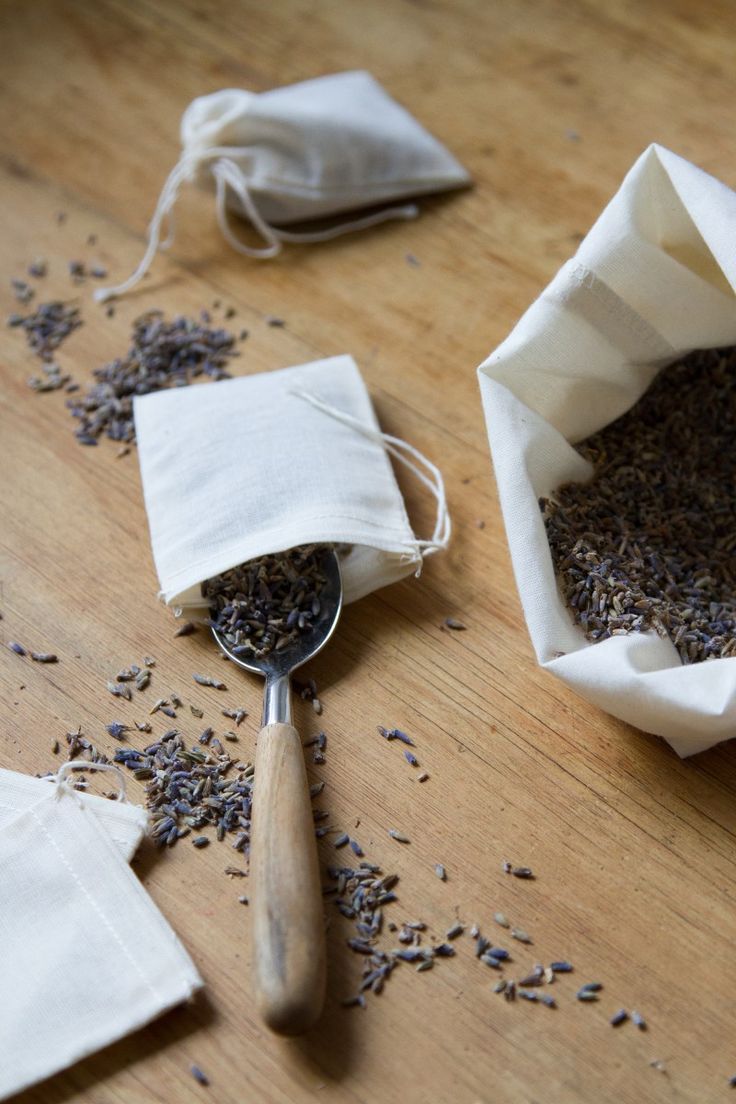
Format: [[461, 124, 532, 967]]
[[134, 354, 449, 610], [478, 144, 736, 758], [0, 763, 202, 1100]]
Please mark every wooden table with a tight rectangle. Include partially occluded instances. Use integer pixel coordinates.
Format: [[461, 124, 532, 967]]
[[2, 2, 736, 1101]]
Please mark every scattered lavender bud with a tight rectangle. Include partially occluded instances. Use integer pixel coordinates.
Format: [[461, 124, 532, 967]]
[[511, 866, 534, 879], [190, 1064, 209, 1086], [105, 722, 128, 740]]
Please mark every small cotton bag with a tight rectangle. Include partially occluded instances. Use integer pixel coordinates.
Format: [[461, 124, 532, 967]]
[[0, 763, 203, 1100], [96, 70, 470, 301], [134, 354, 449, 609], [478, 143, 736, 758]]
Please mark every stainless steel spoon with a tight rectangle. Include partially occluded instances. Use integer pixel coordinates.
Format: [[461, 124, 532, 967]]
[[210, 547, 343, 1035]]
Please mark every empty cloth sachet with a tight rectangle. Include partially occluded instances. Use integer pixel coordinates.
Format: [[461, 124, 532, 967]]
[[134, 353, 450, 608], [96, 70, 470, 301], [478, 143, 736, 758], [0, 762, 202, 1100]]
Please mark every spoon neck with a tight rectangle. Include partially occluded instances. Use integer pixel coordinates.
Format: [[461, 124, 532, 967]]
[[263, 672, 292, 726]]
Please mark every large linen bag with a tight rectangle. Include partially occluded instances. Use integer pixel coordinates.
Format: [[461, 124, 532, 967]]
[[478, 144, 736, 757]]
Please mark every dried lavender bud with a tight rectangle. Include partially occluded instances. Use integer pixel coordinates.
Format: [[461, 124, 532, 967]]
[[11, 278, 34, 305], [107, 681, 132, 701], [174, 621, 197, 637], [7, 641, 26, 656], [391, 729, 415, 746], [221, 708, 246, 725], [610, 1009, 628, 1026], [434, 863, 446, 881], [511, 866, 534, 879], [190, 1065, 209, 1086], [404, 750, 419, 767], [550, 961, 573, 973], [511, 928, 533, 944], [105, 722, 128, 740], [443, 618, 466, 630], [192, 674, 227, 690]]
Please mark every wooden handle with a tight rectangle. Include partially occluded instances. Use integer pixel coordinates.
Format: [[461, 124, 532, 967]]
[[250, 722, 326, 1035]]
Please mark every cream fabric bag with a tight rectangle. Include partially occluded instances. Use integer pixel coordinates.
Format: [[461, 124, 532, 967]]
[[478, 144, 736, 758], [134, 354, 449, 608], [96, 70, 470, 301], [0, 766, 148, 860], [0, 764, 203, 1100]]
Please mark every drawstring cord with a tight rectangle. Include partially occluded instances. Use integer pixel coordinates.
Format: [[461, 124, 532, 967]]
[[94, 149, 419, 303], [291, 389, 451, 562], [53, 760, 129, 804]]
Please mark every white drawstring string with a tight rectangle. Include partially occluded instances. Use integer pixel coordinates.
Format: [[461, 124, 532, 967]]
[[290, 389, 451, 561], [53, 760, 129, 804], [95, 148, 420, 303], [213, 158, 283, 258]]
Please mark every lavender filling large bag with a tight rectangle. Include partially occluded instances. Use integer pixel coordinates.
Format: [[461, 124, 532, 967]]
[[478, 144, 736, 757]]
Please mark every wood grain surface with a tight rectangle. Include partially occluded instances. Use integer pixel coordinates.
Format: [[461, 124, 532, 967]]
[[2, 2, 736, 1102]]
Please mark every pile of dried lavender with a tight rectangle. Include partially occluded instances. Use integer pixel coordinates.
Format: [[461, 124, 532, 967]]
[[542, 347, 736, 664], [114, 732, 254, 849], [204, 545, 329, 659], [66, 311, 238, 446], [7, 300, 82, 360]]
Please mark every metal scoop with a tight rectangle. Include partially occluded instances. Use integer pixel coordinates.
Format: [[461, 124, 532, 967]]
[[210, 548, 343, 1035]]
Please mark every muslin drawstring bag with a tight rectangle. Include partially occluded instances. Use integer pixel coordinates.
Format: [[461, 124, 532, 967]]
[[95, 70, 470, 302], [0, 765, 148, 860], [478, 143, 736, 758], [0, 762, 202, 1100], [133, 354, 450, 608]]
